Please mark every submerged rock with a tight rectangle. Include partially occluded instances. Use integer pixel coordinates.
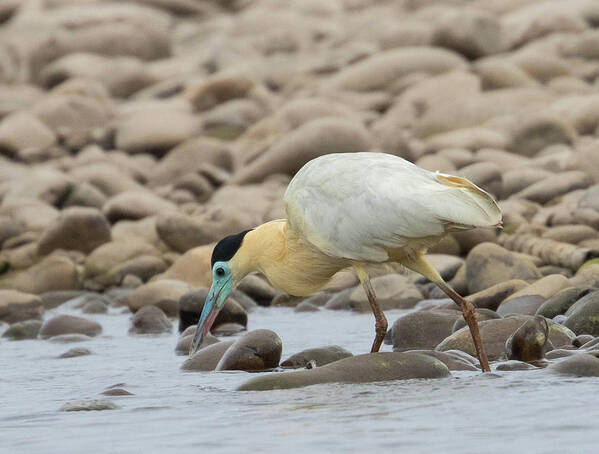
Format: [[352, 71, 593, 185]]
[[58, 347, 92, 358], [60, 400, 118, 411], [129, 305, 172, 335], [40, 315, 102, 339], [2, 320, 42, 340], [237, 352, 451, 391], [281, 346, 353, 368], [547, 354, 599, 377]]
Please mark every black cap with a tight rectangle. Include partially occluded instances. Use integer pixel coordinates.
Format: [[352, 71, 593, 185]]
[[211, 230, 252, 267]]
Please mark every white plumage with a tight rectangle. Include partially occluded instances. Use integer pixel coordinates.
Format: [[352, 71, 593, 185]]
[[285, 152, 502, 262]]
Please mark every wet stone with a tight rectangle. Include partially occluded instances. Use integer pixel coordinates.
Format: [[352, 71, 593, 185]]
[[58, 347, 92, 359], [547, 354, 599, 377], [101, 388, 133, 396], [216, 329, 282, 372], [281, 346, 353, 369], [294, 301, 320, 312], [391, 310, 461, 352], [536, 287, 590, 319], [2, 320, 42, 340], [40, 315, 102, 339], [60, 400, 118, 412], [181, 341, 235, 372], [47, 334, 93, 344], [505, 315, 549, 362], [237, 352, 451, 391], [495, 360, 537, 371], [129, 305, 172, 335], [405, 349, 477, 371], [211, 322, 245, 336]]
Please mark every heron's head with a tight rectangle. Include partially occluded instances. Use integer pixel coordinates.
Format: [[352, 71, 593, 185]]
[[189, 229, 252, 357]]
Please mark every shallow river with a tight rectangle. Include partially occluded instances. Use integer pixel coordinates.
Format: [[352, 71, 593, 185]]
[[1, 305, 597, 454]]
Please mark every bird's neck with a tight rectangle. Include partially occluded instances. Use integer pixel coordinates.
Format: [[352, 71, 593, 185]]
[[229, 220, 348, 296]]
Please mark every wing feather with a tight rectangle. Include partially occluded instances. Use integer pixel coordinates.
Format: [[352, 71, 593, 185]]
[[284, 152, 502, 262]]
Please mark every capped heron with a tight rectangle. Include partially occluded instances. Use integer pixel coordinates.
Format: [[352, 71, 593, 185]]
[[190, 152, 502, 372]]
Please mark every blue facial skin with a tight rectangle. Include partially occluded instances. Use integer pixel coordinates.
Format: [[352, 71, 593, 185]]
[[189, 261, 234, 357]]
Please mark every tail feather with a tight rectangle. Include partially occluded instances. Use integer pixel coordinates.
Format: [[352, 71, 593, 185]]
[[436, 173, 503, 229]]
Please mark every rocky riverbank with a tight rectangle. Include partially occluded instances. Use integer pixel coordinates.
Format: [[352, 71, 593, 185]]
[[2, 0, 599, 393]]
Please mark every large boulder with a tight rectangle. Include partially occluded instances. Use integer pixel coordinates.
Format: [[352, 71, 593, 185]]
[[465, 243, 541, 293], [37, 207, 111, 256], [0, 290, 44, 323], [215, 329, 282, 371], [237, 352, 451, 391], [40, 314, 102, 339], [8, 254, 81, 294], [436, 315, 575, 360]]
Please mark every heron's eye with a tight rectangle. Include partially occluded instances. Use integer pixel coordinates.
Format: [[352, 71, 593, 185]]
[[215, 267, 225, 277]]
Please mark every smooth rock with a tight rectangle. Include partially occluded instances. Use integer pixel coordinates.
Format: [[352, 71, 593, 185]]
[[60, 400, 118, 412], [129, 305, 172, 335], [215, 329, 282, 371], [47, 334, 92, 343], [178, 289, 248, 333], [327, 274, 423, 312], [58, 347, 92, 359], [547, 354, 599, 377], [37, 207, 111, 256], [211, 323, 245, 336], [437, 315, 575, 360], [392, 310, 461, 351], [281, 346, 353, 369], [451, 308, 502, 332], [237, 352, 451, 391], [405, 349, 477, 371], [536, 287, 590, 319], [495, 360, 536, 371], [505, 315, 549, 362], [564, 291, 599, 336], [40, 314, 102, 339], [2, 319, 42, 340], [0, 290, 44, 323], [465, 243, 541, 293], [126, 279, 192, 316], [103, 191, 176, 223], [181, 341, 235, 371], [294, 301, 320, 312]]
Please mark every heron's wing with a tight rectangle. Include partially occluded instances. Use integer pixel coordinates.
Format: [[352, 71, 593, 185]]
[[284, 152, 501, 262]]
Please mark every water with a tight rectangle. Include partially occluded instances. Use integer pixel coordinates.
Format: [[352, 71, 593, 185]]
[[1, 305, 597, 454]]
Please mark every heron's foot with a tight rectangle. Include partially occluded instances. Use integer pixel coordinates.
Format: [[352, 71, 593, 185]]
[[370, 319, 388, 353]]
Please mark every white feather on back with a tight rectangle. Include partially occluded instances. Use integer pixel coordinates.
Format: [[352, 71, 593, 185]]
[[284, 152, 502, 262]]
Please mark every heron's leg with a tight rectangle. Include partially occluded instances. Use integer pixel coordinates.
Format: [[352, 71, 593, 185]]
[[401, 253, 491, 373], [354, 265, 388, 353]]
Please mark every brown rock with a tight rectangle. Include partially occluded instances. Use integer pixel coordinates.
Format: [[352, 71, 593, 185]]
[[157, 245, 213, 288], [0, 111, 56, 157], [392, 310, 461, 351], [436, 315, 575, 360], [216, 329, 282, 371], [129, 305, 172, 335], [512, 171, 593, 204], [232, 117, 372, 184], [115, 107, 201, 156], [37, 207, 111, 256], [103, 191, 176, 223], [466, 242, 541, 293], [467, 280, 529, 311], [497, 275, 571, 316], [40, 314, 102, 339], [181, 341, 235, 371], [126, 279, 192, 316], [0, 290, 44, 323]]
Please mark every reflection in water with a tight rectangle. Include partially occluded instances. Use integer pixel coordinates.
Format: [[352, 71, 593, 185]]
[[1, 306, 598, 454]]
